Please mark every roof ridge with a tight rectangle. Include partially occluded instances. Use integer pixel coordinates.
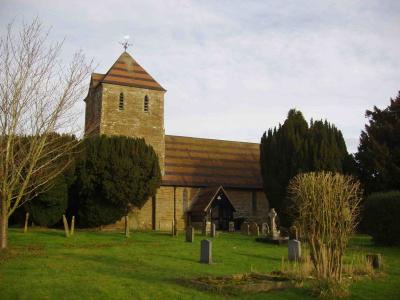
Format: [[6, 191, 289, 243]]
[[165, 134, 260, 145], [94, 51, 166, 91]]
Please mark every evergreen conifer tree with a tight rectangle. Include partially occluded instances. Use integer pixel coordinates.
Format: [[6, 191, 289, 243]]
[[26, 175, 68, 227], [260, 109, 350, 226], [356, 91, 400, 193], [72, 135, 161, 227]]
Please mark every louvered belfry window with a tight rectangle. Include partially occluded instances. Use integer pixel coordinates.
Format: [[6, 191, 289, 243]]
[[119, 92, 124, 110], [144, 95, 149, 112]]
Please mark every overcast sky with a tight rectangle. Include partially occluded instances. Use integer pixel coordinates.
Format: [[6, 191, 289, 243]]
[[1, 0, 399, 153]]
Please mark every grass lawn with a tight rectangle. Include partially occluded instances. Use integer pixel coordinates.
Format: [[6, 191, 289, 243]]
[[0, 229, 399, 300]]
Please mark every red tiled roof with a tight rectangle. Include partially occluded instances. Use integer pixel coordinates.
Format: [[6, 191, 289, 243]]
[[162, 135, 262, 189], [188, 186, 236, 213], [90, 52, 166, 92]]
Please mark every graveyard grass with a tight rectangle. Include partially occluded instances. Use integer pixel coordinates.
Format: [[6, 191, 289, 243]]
[[1, 229, 400, 300]]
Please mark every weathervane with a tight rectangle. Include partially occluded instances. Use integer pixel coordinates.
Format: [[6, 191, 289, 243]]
[[119, 35, 132, 51]]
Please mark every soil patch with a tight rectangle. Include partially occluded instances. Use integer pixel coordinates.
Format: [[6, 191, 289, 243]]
[[180, 272, 294, 294]]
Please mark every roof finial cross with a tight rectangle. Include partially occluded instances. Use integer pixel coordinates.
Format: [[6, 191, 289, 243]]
[[120, 35, 132, 52]]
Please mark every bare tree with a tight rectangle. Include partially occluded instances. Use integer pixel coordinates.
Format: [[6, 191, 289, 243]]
[[0, 19, 92, 249]]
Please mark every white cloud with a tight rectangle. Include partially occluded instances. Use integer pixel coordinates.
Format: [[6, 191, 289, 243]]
[[1, 0, 399, 153]]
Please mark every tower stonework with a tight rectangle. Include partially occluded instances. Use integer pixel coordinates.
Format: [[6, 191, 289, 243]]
[[83, 50, 269, 232], [84, 52, 166, 173]]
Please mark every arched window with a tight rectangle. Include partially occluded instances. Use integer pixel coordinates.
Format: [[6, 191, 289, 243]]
[[119, 92, 124, 110], [182, 188, 188, 212], [144, 95, 149, 112]]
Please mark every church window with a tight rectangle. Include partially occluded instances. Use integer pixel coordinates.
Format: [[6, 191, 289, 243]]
[[119, 92, 124, 110], [251, 191, 257, 214], [144, 95, 149, 112]]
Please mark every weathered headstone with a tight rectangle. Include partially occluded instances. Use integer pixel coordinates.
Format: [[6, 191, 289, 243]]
[[268, 208, 280, 239], [249, 222, 259, 236], [289, 226, 298, 240], [228, 221, 235, 232], [366, 254, 382, 269], [171, 220, 177, 236], [202, 220, 211, 236], [186, 226, 194, 242], [241, 222, 250, 235], [288, 239, 301, 261], [210, 223, 216, 238], [200, 239, 212, 264], [261, 223, 269, 236], [70, 216, 75, 236], [62, 214, 70, 238], [125, 215, 130, 237], [23, 212, 29, 233]]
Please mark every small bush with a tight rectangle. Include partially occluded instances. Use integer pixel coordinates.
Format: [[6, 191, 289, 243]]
[[363, 191, 400, 246], [26, 176, 68, 226]]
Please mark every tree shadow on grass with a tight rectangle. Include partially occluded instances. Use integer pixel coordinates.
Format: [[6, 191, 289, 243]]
[[156, 253, 198, 264], [235, 252, 282, 262]]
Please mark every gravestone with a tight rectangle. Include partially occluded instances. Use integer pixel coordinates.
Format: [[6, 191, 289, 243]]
[[200, 240, 212, 264], [261, 223, 269, 236], [288, 239, 301, 261], [171, 220, 177, 236], [202, 220, 211, 236], [210, 223, 216, 238], [228, 221, 235, 232], [241, 222, 250, 235], [366, 254, 382, 269], [289, 226, 298, 240], [249, 222, 259, 236], [268, 208, 280, 239], [186, 226, 194, 242]]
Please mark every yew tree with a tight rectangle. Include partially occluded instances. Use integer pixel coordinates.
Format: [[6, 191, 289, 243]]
[[72, 135, 161, 233], [355, 91, 400, 194], [260, 109, 350, 226]]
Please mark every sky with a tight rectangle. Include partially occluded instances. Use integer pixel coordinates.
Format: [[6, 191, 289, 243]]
[[1, 0, 399, 153]]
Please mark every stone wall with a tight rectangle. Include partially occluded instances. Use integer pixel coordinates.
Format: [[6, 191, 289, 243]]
[[99, 83, 165, 174], [225, 189, 269, 224], [107, 186, 268, 231], [84, 86, 102, 136]]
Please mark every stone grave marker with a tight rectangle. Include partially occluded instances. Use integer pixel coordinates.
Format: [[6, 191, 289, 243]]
[[186, 226, 194, 242], [289, 226, 298, 240], [210, 223, 216, 238], [249, 222, 259, 236], [268, 208, 280, 239], [261, 223, 269, 236], [366, 254, 382, 269], [202, 220, 211, 236], [200, 240, 212, 264], [228, 221, 235, 232], [288, 239, 301, 261], [241, 222, 250, 235], [171, 220, 177, 236]]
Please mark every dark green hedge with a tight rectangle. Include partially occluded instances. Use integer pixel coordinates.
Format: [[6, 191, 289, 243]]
[[363, 191, 400, 246], [71, 135, 161, 228], [26, 176, 68, 226]]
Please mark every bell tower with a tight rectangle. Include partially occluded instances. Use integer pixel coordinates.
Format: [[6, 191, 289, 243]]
[[84, 51, 166, 173]]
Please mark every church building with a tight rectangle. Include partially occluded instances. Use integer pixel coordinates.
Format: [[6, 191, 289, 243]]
[[84, 51, 269, 231]]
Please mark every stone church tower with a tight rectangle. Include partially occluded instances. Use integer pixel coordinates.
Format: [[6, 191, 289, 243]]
[[84, 50, 269, 231], [84, 51, 166, 173]]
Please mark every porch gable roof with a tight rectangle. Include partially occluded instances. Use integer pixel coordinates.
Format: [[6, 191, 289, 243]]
[[188, 186, 236, 213]]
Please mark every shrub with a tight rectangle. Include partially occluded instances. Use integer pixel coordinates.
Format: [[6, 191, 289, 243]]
[[26, 176, 68, 226], [72, 135, 161, 228], [288, 172, 362, 297], [363, 190, 400, 246]]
